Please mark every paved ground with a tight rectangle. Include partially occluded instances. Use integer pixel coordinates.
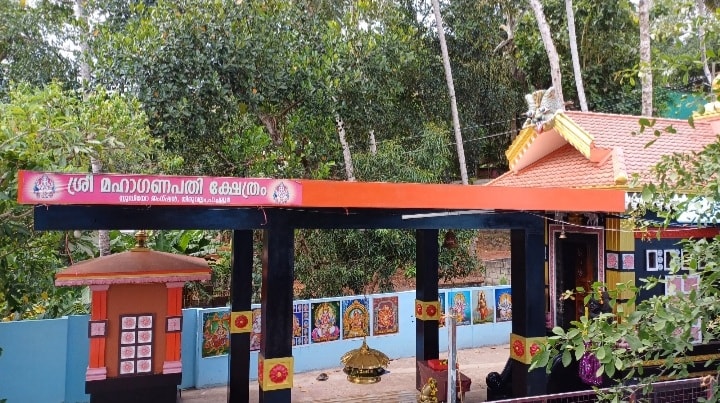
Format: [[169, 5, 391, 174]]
[[179, 344, 510, 402]]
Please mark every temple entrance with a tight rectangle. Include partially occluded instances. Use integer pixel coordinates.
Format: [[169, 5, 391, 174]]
[[550, 229, 602, 330]]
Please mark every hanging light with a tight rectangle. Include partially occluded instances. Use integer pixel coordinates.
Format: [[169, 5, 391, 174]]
[[340, 337, 389, 384], [559, 222, 567, 239]]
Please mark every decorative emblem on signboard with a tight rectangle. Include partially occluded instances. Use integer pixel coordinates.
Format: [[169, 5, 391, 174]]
[[272, 182, 290, 204], [33, 174, 55, 199]]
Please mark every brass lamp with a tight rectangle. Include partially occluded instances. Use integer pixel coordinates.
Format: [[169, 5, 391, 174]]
[[340, 337, 389, 384]]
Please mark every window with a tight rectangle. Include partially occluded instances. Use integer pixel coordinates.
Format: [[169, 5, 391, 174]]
[[119, 314, 154, 376], [646, 249, 682, 272]]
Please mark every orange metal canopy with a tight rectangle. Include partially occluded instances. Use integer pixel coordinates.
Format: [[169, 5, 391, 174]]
[[296, 180, 627, 212]]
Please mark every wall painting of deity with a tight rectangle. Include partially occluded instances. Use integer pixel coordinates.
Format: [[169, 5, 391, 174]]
[[448, 291, 472, 326], [373, 296, 399, 335], [438, 292, 446, 328], [202, 310, 230, 358], [472, 288, 495, 324], [293, 303, 310, 346], [342, 298, 370, 339], [495, 287, 512, 322], [311, 301, 341, 343], [250, 308, 262, 351]]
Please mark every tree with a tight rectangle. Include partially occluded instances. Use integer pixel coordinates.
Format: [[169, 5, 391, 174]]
[[431, 0, 469, 185], [639, 0, 653, 116], [515, 0, 641, 113], [0, 0, 78, 98], [0, 83, 156, 320], [565, 0, 587, 111], [528, 0, 565, 105]]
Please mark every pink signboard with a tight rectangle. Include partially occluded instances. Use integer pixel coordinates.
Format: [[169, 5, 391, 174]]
[[17, 170, 302, 207]]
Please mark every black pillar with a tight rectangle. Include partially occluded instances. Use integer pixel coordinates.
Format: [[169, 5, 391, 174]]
[[415, 229, 440, 390], [228, 230, 253, 403], [259, 223, 294, 403], [510, 222, 548, 397]]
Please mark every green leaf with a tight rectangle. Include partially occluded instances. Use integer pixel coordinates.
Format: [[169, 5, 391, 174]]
[[562, 349, 572, 367]]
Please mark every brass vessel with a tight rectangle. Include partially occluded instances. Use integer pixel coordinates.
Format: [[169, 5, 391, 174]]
[[340, 337, 389, 384]]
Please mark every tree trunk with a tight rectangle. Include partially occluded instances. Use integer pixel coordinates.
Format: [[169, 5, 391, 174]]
[[431, 0, 469, 185], [565, 0, 587, 111], [369, 130, 377, 155], [528, 0, 564, 106], [335, 114, 355, 181], [696, 0, 713, 87], [639, 0, 653, 116], [76, 0, 110, 257]]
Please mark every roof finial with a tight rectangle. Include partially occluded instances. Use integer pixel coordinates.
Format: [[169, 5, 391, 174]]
[[133, 230, 149, 251]]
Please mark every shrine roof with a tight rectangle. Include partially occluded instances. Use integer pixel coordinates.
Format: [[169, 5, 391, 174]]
[[489, 110, 718, 189], [55, 248, 210, 286]]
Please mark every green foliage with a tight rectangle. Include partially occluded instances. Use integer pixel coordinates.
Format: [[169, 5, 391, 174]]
[[0, 82, 155, 320], [0, 0, 78, 98], [515, 0, 641, 113]]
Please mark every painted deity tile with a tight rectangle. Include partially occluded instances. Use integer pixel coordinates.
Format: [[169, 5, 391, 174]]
[[250, 308, 262, 351], [495, 287, 512, 322], [292, 303, 310, 346], [311, 301, 341, 343], [373, 296, 399, 335], [342, 298, 370, 339], [606, 253, 618, 269], [622, 254, 635, 270], [448, 291, 472, 326], [472, 288, 495, 324], [202, 310, 230, 358], [438, 293, 446, 328]]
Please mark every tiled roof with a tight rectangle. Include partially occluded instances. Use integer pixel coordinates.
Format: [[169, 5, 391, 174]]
[[489, 111, 718, 188]]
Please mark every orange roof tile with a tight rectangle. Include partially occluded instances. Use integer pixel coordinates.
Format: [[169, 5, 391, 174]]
[[55, 249, 211, 286], [489, 111, 718, 188]]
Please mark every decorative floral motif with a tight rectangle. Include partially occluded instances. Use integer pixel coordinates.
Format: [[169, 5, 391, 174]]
[[512, 340, 525, 358], [235, 314, 248, 329], [122, 317, 137, 330], [120, 361, 134, 375], [425, 305, 437, 317], [138, 315, 152, 328], [137, 360, 151, 373], [269, 364, 289, 384], [121, 346, 135, 359], [89, 321, 106, 337], [529, 343, 541, 357], [138, 345, 152, 358], [416, 303, 423, 316], [138, 330, 152, 343], [121, 332, 135, 345]]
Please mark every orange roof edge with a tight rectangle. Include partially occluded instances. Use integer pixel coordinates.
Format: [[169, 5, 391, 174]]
[[297, 180, 627, 212]]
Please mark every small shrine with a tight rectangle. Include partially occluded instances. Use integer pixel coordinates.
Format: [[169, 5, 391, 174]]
[[55, 231, 210, 403]]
